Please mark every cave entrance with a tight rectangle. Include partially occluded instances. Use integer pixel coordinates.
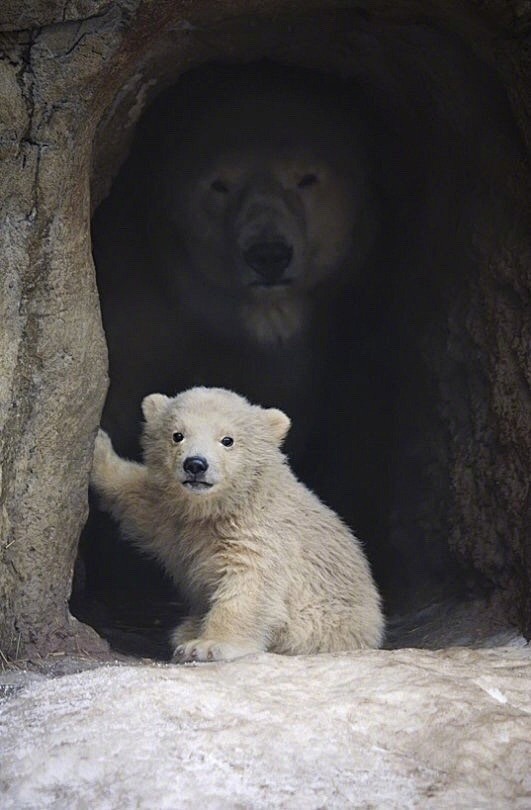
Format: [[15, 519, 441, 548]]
[[71, 10, 529, 658]]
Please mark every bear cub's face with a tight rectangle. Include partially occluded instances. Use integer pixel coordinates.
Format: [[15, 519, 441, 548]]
[[141, 387, 291, 503]]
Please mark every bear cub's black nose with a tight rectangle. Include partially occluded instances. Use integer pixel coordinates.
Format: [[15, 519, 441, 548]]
[[183, 456, 209, 476]]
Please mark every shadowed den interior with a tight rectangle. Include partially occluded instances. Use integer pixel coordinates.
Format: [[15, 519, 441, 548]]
[[70, 13, 529, 658]]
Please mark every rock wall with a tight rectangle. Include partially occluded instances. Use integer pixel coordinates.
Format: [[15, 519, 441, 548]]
[[0, 0, 529, 660]]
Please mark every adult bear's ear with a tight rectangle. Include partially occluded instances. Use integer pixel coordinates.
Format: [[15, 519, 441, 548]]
[[264, 408, 291, 444], [142, 393, 170, 422]]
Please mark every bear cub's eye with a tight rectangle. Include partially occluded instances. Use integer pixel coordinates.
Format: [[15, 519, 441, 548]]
[[172, 432, 184, 444], [211, 179, 229, 194], [220, 436, 234, 447], [297, 173, 318, 189]]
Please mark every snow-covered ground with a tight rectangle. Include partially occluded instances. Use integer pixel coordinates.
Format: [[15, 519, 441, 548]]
[[1, 644, 530, 809]]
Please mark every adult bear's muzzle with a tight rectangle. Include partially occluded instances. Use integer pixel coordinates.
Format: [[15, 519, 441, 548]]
[[244, 240, 294, 286]]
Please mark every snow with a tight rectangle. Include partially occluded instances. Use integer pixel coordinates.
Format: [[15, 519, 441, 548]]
[[1, 646, 530, 809]]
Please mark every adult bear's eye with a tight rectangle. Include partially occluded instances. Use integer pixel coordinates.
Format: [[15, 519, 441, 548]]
[[220, 436, 234, 447], [298, 173, 318, 188], [211, 179, 229, 193], [172, 432, 184, 443]]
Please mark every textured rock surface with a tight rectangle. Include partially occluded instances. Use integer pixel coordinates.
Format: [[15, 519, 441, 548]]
[[1, 647, 530, 808], [0, 8, 117, 658]]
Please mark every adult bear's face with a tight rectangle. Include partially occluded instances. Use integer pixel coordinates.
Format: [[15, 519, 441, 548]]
[[178, 148, 358, 292], [150, 84, 377, 341]]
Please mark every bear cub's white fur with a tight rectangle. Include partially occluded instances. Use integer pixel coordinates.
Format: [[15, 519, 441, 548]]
[[91, 387, 384, 661]]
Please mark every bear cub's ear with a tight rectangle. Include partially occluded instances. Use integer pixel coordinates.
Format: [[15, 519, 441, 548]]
[[264, 408, 291, 444], [142, 393, 171, 422]]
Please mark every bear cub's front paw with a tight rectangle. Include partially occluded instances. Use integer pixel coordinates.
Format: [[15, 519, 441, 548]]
[[173, 638, 261, 663]]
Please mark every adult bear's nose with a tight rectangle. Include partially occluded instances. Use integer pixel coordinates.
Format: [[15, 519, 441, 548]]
[[244, 240, 293, 285], [183, 456, 209, 476]]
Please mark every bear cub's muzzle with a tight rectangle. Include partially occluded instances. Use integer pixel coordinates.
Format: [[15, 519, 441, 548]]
[[182, 455, 213, 490]]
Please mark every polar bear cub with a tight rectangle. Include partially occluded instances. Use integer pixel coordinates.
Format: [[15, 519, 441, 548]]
[[91, 387, 384, 661]]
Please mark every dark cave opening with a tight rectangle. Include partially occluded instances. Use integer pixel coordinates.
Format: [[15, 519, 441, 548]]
[[70, 15, 528, 657]]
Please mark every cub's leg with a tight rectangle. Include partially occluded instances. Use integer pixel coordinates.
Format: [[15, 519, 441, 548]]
[[171, 617, 204, 646], [90, 429, 156, 542], [172, 571, 268, 663]]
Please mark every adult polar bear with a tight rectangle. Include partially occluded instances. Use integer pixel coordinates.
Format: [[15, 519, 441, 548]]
[[93, 63, 379, 468]]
